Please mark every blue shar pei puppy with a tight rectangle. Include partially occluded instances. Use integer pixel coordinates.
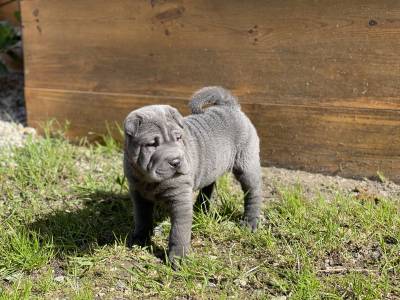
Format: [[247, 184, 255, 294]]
[[124, 86, 262, 264]]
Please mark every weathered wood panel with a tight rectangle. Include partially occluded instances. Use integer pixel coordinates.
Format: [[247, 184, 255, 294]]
[[21, 0, 400, 182]]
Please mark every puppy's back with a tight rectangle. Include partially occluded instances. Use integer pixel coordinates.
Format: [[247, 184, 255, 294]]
[[184, 87, 258, 189]]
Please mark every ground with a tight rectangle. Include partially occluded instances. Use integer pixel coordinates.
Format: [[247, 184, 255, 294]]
[[0, 127, 399, 300], [0, 74, 399, 299]]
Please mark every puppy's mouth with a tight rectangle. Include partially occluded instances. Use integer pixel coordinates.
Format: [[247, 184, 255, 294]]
[[155, 167, 188, 176], [154, 165, 188, 178], [145, 160, 189, 182]]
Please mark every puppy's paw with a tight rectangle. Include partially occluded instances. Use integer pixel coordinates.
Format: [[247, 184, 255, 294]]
[[167, 245, 190, 270], [240, 218, 258, 232], [167, 254, 182, 271], [127, 233, 151, 248]]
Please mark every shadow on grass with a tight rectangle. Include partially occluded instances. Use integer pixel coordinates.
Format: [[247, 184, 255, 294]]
[[29, 191, 134, 256], [28, 189, 243, 260], [29, 190, 168, 260]]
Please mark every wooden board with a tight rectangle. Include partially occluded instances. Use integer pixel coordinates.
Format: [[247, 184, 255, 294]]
[[0, 0, 20, 25], [20, 0, 400, 182]]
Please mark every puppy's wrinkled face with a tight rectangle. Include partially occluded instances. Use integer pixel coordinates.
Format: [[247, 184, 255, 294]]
[[124, 105, 189, 182]]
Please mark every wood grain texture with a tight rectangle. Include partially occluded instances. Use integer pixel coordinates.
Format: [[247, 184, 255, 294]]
[[21, 0, 400, 182]]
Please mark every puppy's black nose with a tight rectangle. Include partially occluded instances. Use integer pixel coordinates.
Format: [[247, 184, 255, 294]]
[[169, 158, 181, 168]]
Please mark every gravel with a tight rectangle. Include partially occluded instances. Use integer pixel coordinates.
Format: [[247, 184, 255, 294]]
[[0, 120, 36, 149], [0, 74, 35, 152]]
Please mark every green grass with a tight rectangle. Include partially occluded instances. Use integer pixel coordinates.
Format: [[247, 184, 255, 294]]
[[0, 130, 399, 299]]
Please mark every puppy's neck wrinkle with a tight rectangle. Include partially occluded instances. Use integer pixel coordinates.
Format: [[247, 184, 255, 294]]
[[133, 174, 193, 202]]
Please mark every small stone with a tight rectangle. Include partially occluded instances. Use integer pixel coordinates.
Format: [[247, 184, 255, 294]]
[[54, 275, 65, 283], [371, 250, 381, 260], [234, 278, 247, 287], [116, 280, 127, 291]]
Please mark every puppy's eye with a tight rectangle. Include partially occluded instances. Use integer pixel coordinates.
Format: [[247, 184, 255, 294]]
[[176, 135, 182, 141], [145, 141, 158, 148]]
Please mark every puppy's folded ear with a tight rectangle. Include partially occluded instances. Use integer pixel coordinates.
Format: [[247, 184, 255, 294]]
[[168, 107, 184, 128], [124, 114, 142, 137]]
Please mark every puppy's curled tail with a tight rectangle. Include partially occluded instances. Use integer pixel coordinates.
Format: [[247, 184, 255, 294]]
[[190, 86, 240, 114]]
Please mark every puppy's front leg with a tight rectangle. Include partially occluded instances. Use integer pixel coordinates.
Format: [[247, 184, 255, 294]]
[[128, 191, 154, 247], [168, 191, 193, 263]]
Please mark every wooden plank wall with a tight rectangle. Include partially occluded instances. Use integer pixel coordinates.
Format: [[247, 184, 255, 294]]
[[21, 0, 400, 182]]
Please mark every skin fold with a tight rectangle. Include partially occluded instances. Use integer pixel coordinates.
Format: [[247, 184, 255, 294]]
[[123, 86, 262, 265]]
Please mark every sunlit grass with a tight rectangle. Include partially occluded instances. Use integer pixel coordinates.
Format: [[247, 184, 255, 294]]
[[0, 127, 399, 298]]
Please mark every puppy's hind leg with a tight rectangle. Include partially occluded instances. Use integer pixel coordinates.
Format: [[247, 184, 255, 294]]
[[233, 158, 262, 232], [194, 182, 215, 213]]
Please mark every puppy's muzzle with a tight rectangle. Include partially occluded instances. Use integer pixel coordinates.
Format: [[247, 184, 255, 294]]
[[146, 144, 189, 181]]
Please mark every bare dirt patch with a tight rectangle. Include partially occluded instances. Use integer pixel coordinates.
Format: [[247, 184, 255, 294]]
[[262, 167, 400, 202]]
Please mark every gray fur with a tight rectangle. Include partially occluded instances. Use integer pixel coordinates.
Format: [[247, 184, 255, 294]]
[[190, 86, 240, 114], [123, 86, 262, 264]]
